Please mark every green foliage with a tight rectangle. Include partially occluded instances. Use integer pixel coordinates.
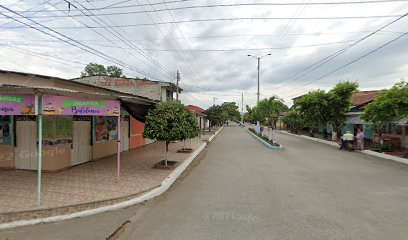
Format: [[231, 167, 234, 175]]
[[326, 81, 359, 130], [296, 90, 330, 128], [143, 101, 200, 143], [282, 110, 304, 133], [207, 102, 241, 126], [248, 128, 280, 146], [220, 102, 241, 123], [81, 63, 126, 77], [256, 97, 288, 128], [294, 81, 358, 133], [360, 81, 408, 133], [207, 105, 224, 127], [244, 97, 288, 127]]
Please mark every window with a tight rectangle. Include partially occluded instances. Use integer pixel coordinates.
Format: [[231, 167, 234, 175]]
[[42, 116, 73, 145], [93, 116, 118, 142], [0, 116, 12, 145]]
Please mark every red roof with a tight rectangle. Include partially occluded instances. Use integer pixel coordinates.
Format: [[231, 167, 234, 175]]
[[352, 91, 379, 106], [187, 105, 206, 114]]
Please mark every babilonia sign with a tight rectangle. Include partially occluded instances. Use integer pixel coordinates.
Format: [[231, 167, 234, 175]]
[[42, 95, 120, 116], [0, 94, 36, 115]]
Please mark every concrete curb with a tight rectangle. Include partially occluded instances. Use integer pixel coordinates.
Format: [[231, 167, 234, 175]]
[[248, 130, 283, 151], [276, 130, 408, 165], [208, 126, 224, 143], [0, 128, 225, 230], [361, 150, 408, 165]]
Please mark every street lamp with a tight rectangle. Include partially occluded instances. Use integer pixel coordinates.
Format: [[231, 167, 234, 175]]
[[247, 53, 271, 133]]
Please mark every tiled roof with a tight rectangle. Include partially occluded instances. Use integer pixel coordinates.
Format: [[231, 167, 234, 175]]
[[352, 91, 379, 106], [187, 105, 206, 114]]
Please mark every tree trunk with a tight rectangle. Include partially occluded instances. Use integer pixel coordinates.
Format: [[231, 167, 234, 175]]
[[164, 140, 170, 166], [331, 125, 338, 141]]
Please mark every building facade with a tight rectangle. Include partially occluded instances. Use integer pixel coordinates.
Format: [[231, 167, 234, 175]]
[[0, 70, 157, 171]]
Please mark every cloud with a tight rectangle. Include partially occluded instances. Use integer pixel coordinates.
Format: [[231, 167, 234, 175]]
[[0, 0, 407, 109]]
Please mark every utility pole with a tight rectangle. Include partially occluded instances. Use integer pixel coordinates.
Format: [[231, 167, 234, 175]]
[[241, 93, 244, 124], [257, 57, 260, 105], [176, 70, 180, 101], [213, 97, 217, 106], [247, 53, 271, 133]]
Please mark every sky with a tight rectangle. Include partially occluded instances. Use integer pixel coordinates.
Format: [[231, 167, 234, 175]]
[[0, 0, 407, 110]]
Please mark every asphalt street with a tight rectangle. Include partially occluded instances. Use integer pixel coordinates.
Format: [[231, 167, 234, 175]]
[[1, 126, 408, 240]]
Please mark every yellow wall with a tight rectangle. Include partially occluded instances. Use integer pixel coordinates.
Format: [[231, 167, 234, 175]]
[[92, 141, 117, 160], [42, 145, 72, 171], [0, 145, 15, 169]]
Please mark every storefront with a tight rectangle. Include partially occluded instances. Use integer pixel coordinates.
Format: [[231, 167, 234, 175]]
[[0, 93, 37, 169]]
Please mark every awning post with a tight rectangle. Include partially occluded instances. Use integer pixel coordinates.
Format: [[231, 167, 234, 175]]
[[36, 94, 43, 207], [116, 115, 121, 182]]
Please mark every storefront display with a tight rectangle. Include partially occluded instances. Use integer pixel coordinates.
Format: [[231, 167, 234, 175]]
[[94, 116, 118, 142], [42, 116, 73, 145]]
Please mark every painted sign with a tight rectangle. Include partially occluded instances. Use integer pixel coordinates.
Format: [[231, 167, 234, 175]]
[[0, 94, 36, 115], [42, 95, 120, 116]]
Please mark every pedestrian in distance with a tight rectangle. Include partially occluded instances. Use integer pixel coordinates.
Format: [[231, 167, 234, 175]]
[[339, 130, 354, 150], [356, 128, 364, 150]]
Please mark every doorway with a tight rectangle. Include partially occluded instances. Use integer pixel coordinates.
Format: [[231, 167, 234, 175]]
[[72, 121, 91, 166], [15, 120, 38, 170]]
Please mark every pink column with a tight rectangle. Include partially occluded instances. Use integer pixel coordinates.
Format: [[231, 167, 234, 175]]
[[116, 115, 121, 182]]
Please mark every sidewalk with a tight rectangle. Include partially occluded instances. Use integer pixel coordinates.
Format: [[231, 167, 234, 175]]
[[276, 130, 408, 165], [0, 131, 219, 221]]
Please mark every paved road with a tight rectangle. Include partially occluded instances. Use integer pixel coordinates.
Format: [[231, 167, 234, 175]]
[[2, 126, 408, 240]]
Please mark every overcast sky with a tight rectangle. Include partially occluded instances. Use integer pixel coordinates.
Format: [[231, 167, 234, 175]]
[[1, 0, 407, 109]]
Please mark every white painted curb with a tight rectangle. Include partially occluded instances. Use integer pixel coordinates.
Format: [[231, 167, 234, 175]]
[[361, 150, 408, 165], [0, 128, 225, 230], [208, 126, 224, 143], [247, 131, 283, 151], [276, 130, 408, 165]]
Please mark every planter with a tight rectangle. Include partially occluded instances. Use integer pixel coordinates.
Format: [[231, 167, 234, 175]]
[[248, 130, 283, 151], [177, 148, 193, 153], [154, 160, 179, 170]]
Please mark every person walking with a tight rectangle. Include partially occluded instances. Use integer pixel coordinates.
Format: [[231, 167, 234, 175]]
[[339, 131, 354, 150], [356, 128, 364, 150]]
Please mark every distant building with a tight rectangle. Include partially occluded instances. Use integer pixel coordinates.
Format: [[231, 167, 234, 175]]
[[71, 76, 181, 102], [186, 105, 209, 131]]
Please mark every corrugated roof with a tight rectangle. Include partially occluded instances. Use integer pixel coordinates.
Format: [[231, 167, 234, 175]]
[[352, 91, 379, 106]]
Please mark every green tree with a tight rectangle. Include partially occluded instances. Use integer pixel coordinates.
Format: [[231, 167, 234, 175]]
[[206, 105, 224, 130], [80, 63, 126, 77], [143, 101, 199, 166], [360, 81, 408, 141], [257, 97, 289, 129], [220, 102, 241, 124], [296, 90, 330, 136], [326, 81, 359, 140], [282, 110, 304, 133]]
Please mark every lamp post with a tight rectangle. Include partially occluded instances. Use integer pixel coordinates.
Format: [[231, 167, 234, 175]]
[[247, 53, 271, 133]]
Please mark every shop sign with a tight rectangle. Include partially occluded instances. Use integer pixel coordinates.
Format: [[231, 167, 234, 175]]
[[345, 114, 363, 124], [0, 94, 36, 115], [42, 95, 120, 116]]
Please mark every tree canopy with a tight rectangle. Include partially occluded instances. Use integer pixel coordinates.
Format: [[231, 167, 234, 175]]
[[206, 102, 241, 128], [143, 101, 199, 164], [243, 97, 288, 127], [80, 63, 126, 78], [360, 81, 408, 134]]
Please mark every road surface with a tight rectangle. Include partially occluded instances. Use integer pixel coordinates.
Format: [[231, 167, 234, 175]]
[[1, 126, 408, 240]]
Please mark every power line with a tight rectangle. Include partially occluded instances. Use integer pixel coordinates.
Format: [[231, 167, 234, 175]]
[[1, 15, 404, 26], [262, 11, 408, 92], [8, 0, 408, 14], [64, 0, 175, 79], [0, 4, 167, 82], [278, 32, 408, 98]]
